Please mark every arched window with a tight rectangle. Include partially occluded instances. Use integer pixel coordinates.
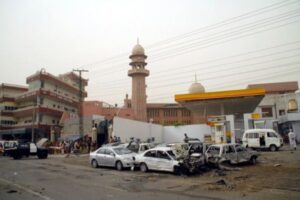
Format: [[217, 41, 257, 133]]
[[288, 99, 298, 112]]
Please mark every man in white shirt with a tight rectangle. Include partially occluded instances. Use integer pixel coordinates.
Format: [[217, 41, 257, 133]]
[[288, 129, 297, 150]]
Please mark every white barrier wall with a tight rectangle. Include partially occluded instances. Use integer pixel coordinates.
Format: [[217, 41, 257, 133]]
[[163, 124, 211, 143], [113, 117, 211, 143], [113, 117, 164, 142]]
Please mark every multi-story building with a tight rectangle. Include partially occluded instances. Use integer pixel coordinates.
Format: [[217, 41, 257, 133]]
[[0, 84, 28, 130], [247, 82, 300, 140], [0, 69, 88, 141]]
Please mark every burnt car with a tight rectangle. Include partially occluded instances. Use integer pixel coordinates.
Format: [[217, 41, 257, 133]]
[[205, 144, 258, 165]]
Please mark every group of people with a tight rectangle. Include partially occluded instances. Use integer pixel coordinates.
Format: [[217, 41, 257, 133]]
[[49, 137, 98, 156]]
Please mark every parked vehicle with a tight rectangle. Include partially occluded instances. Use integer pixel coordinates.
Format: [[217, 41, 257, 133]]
[[125, 141, 156, 154], [242, 129, 283, 151], [205, 144, 258, 165], [134, 147, 180, 173], [89, 146, 136, 170], [5, 138, 48, 159], [0, 140, 18, 156]]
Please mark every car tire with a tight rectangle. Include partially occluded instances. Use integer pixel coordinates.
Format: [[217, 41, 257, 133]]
[[140, 163, 148, 173], [269, 145, 277, 152], [91, 159, 99, 168], [116, 161, 123, 171], [37, 151, 48, 159], [250, 156, 257, 165]]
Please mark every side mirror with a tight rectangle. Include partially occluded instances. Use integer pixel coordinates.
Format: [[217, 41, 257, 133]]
[[110, 153, 115, 157]]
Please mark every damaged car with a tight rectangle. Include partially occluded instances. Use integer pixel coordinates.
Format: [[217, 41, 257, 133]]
[[134, 147, 180, 173], [205, 144, 258, 166], [134, 146, 204, 175], [90, 146, 136, 170]]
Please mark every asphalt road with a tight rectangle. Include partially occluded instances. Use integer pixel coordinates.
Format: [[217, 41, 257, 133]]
[[0, 151, 299, 200]]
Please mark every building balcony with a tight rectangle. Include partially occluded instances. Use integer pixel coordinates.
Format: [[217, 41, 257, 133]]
[[278, 112, 300, 123], [0, 110, 14, 117], [15, 88, 79, 107], [128, 69, 149, 77], [0, 97, 15, 103], [12, 106, 63, 118], [26, 71, 87, 97]]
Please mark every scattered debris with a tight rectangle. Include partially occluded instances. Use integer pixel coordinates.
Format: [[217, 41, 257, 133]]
[[7, 190, 17, 193], [274, 164, 281, 167], [209, 179, 235, 190], [214, 169, 226, 176], [234, 175, 250, 180], [215, 179, 227, 185], [219, 164, 241, 171]]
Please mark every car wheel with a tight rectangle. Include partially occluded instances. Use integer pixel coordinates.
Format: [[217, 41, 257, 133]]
[[91, 159, 99, 168], [140, 163, 148, 172], [116, 161, 123, 171], [250, 156, 257, 165], [269, 145, 277, 152]]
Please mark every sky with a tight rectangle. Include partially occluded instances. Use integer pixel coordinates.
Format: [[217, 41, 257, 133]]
[[0, 0, 300, 106]]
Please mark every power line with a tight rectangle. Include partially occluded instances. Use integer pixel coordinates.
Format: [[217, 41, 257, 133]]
[[147, 67, 300, 102], [88, 62, 300, 98], [89, 11, 300, 77], [89, 45, 300, 88], [83, 0, 299, 69]]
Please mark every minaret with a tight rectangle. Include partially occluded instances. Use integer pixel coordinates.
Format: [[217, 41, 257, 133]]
[[128, 41, 149, 122]]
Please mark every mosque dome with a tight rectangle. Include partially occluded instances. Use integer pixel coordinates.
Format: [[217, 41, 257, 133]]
[[132, 43, 145, 55], [189, 82, 205, 94]]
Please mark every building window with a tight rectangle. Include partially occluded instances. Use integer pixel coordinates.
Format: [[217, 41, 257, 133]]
[[164, 109, 177, 117], [41, 80, 45, 88], [52, 120, 56, 124], [279, 109, 285, 116], [182, 109, 191, 117], [288, 99, 298, 112], [53, 104, 56, 108], [261, 107, 273, 118], [148, 109, 159, 117]]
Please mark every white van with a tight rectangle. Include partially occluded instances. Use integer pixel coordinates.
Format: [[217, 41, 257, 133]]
[[242, 129, 283, 151]]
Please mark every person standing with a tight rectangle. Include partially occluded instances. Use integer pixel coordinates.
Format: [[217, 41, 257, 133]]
[[184, 133, 189, 143], [288, 129, 297, 150]]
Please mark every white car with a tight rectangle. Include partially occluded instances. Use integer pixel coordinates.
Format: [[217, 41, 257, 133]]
[[134, 147, 180, 173], [242, 129, 283, 151]]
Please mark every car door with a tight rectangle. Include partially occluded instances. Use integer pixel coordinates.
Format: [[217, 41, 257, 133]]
[[248, 132, 260, 147], [265, 131, 279, 147], [95, 148, 106, 166], [236, 145, 249, 163], [143, 150, 157, 170], [224, 145, 237, 164], [156, 150, 173, 172], [104, 149, 116, 167]]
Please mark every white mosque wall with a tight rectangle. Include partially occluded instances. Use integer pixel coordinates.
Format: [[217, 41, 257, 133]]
[[113, 117, 164, 143], [163, 124, 211, 143], [113, 117, 212, 143]]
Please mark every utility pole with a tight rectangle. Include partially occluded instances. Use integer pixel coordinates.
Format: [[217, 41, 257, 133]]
[[73, 69, 88, 138]]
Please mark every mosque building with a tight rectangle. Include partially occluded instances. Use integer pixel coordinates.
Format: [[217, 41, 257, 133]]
[[83, 42, 205, 125]]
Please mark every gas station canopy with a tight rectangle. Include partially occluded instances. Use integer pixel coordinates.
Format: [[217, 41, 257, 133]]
[[175, 88, 265, 116]]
